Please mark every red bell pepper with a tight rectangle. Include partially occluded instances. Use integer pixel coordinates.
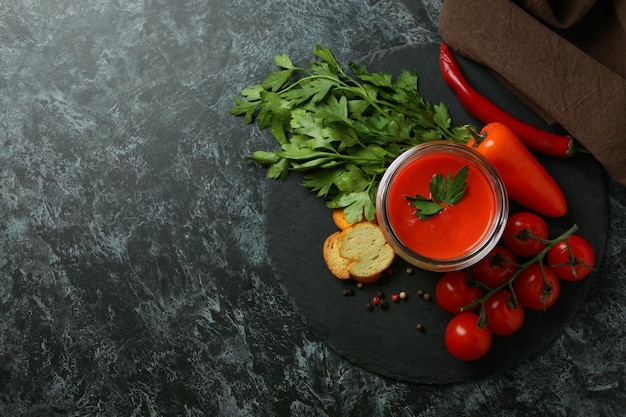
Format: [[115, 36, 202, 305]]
[[468, 122, 567, 217]]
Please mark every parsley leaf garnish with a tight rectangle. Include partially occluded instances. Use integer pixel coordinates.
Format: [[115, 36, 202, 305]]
[[405, 165, 469, 220], [232, 45, 473, 223]]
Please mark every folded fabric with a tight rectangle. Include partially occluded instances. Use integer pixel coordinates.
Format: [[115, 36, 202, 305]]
[[439, 0, 626, 187]]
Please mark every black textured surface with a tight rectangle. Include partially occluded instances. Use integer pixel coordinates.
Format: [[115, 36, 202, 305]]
[[1, 1, 625, 416]]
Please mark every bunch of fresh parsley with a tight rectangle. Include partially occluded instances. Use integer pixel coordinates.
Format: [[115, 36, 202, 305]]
[[231, 45, 471, 223]]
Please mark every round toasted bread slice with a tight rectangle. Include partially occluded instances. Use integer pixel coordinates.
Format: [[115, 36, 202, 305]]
[[339, 222, 395, 283], [323, 231, 352, 279]]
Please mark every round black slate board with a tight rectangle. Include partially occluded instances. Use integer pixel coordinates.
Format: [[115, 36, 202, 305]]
[[263, 43, 607, 384]]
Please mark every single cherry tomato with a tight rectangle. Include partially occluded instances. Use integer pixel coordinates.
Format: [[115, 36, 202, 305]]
[[482, 290, 525, 336], [444, 312, 492, 361], [502, 212, 549, 257], [471, 245, 518, 288], [547, 235, 595, 282], [435, 270, 482, 314], [513, 263, 560, 311]]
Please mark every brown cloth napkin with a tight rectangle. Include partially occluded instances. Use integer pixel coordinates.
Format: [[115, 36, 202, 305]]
[[439, 0, 626, 187]]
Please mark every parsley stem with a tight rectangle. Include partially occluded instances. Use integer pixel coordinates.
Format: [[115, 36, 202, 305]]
[[277, 68, 352, 95]]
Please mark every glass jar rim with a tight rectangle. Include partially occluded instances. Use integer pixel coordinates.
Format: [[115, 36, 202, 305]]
[[376, 141, 509, 272]]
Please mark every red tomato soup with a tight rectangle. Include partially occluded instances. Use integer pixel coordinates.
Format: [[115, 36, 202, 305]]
[[388, 152, 495, 259], [377, 142, 508, 271]]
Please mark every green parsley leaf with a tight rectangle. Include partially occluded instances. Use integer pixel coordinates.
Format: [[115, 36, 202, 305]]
[[230, 97, 258, 124], [262, 69, 296, 92], [241, 84, 264, 101], [267, 157, 290, 180], [312, 45, 341, 72], [274, 53, 294, 70], [328, 190, 376, 224], [440, 165, 468, 205], [429, 173, 447, 204], [405, 195, 445, 221], [405, 165, 469, 220], [433, 103, 453, 131]]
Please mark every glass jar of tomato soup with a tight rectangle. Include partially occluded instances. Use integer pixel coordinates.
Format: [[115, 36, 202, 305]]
[[376, 141, 508, 272]]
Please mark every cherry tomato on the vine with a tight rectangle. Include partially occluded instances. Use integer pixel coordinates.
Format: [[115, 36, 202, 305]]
[[482, 290, 525, 336], [471, 245, 518, 289], [547, 234, 595, 282], [435, 270, 482, 314], [444, 312, 492, 361], [502, 212, 549, 257], [513, 263, 560, 311]]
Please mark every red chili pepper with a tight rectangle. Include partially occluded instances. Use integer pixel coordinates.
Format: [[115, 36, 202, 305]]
[[468, 122, 567, 217], [439, 42, 575, 159]]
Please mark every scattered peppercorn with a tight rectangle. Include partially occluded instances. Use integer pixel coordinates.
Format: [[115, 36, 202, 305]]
[[417, 289, 425, 297], [423, 292, 432, 301], [416, 323, 425, 332], [406, 267, 413, 274], [357, 282, 364, 289], [391, 293, 400, 302], [372, 296, 380, 305], [376, 291, 385, 299], [378, 299, 389, 309], [399, 291, 408, 300], [342, 289, 355, 297], [365, 303, 374, 311]]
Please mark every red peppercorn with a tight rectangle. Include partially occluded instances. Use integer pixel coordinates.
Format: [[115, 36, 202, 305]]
[[391, 293, 400, 302], [372, 296, 380, 305]]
